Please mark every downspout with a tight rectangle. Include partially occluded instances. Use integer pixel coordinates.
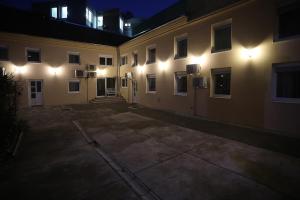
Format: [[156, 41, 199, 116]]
[[116, 47, 121, 96]]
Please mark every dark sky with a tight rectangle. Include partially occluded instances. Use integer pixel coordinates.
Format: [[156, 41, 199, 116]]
[[0, 0, 179, 18]]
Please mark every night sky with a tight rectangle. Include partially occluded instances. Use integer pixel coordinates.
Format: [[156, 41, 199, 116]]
[[0, 0, 179, 18]]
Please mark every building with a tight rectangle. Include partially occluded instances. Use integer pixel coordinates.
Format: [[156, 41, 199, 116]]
[[0, 0, 300, 137], [32, 0, 138, 37]]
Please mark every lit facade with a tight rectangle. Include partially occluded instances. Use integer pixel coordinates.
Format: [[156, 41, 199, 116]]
[[1, 0, 300, 137]]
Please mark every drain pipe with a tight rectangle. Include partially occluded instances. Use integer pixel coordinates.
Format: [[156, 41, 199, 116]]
[[116, 47, 121, 96]]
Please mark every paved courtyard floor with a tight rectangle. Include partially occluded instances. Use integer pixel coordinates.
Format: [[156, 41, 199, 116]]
[[1, 103, 300, 200]]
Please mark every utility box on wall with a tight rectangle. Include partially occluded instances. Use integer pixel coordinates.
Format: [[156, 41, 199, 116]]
[[193, 77, 208, 89], [186, 64, 199, 74]]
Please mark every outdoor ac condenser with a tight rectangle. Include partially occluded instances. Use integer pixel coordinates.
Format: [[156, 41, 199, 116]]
[[74, 70, 85, 78], [86, 64, 96, 71], [186, 64, 199, 74]]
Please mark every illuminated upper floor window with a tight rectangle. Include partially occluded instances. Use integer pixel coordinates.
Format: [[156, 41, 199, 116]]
[[61, 6, 68, 19], [97, 16, 103, 28], [86, 8, 93, 22], [51, 7, 58, 18], [278, 2, 300, 39], [120, 18, 124, 32]]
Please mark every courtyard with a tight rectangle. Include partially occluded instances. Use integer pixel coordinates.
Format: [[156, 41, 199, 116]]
[[1, 103, 300, 200]]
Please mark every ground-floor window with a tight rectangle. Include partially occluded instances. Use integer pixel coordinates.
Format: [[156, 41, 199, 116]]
[[175, 71, 187, 96], [273, 63, 300, 103], [121, 77, 128, 88], [68, 80, 80, 93], [211, 68, 231, 98], [146, 74, 156, 93]]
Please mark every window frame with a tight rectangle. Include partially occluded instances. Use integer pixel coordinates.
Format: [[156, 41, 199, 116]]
[[121, 55, 128, 66], [211, 19, 232, 53], [68, 80, 80, 93], [99, 55, 113, 66], [146, 74, 156, 94], [51, 7, 58, 18], [174, 71, 188, 96], [132, 51, 138, 67], [210, 67, 232, 99], [0, 45, 9, 61], [26, 48, 41, 63], [174, 34, 188, 59], [61, 6, 68, 19], [146, 44, 156, 64], [272, 62, 300, 104], [121, 77, 128, 88], [68, 52, 80, 64]]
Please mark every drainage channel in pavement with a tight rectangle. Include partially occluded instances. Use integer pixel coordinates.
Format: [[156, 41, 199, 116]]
[[73, 120, 162, 200]]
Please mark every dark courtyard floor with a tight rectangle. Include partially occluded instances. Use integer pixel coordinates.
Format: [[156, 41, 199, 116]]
[[1, 103, 300, 200]]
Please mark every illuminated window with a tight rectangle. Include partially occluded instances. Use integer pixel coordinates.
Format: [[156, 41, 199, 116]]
[[278, 2, 300, 39], [212, 20, 232, 53], [273, 63, 300, 103], [97, 16, 103, 28], [175, 72, 187, 95], [0, 46, 8, 61], [132, 52, 138, 67], [68, 80, 80, 93], [61, 6, 68, 19], [125, 23, 131, 27], [146, 46, 156, 64], [27, 48, 41, 63], [147, 74, 156, 93], [121, 55, 128, 66], [121, 78, 128, 88], [211, 68, 231, 97], [69, 53, 80, 64], [120, 18, 124, 32], [175, 35, 188, 59], [51, 7, 58, 18]]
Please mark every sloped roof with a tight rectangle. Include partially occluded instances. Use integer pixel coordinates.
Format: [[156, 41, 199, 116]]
[[0, 5, 130, 46]]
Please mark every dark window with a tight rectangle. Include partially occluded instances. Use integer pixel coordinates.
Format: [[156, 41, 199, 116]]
[[107, 58, 113, 66], [132, 53, 138, 67], [213, 25, 231, 52], [69, 81, 80, 92], [147, 75, 156, 92], [147, 48, 156, 64], [27, 49, 40, 62], [106, 78, 116, 89], [276, 67, 300, 98], [214, 71, 231, 95], [278, 2, 300, 39], [175, 72, 187, 94], [121, 78, 128, 87], [100, 57, 106, 65], [176, 38, 187, 58], [69, 54, 80, 64], [0, 46, 8, 60], [121, 56, 128, 66]]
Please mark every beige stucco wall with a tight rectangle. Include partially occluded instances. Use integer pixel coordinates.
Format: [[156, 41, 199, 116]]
[[118, 0, 300, 137], [0, 32, 118, 107]]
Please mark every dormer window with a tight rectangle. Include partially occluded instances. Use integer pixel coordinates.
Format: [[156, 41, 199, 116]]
[[51, 7, 58, 18], [97, 16, 103, 29], [61, 6, 68, 19]]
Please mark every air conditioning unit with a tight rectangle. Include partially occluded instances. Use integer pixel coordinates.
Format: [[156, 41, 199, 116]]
[[74, 70, 85, 78], [186, 64, 199, 74], [193, 77, 208, 89], [86, 64, 96, 71], [125, 72, 132, 79], [87, 72, 97, 78]]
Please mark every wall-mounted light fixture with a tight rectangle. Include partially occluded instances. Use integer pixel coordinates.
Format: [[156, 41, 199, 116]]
[[190, 55, 206, 66], [48, 67, 62, 75], [137, 65, 145, 74], [158, 60, 170, 71], [15, 66, 27, 74], [96, 69, 106, 76], [242, 48, 260, 59]]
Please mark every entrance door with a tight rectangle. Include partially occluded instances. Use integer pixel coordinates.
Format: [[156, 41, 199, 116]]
[[30, 80, 43, 106], [97, 78, 106, 97], [106, 78, 116, 96], [132, 80, 138, 103]]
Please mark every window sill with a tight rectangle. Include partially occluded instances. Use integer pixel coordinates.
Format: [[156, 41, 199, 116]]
[[146, 61, 156, 65], [121, 86, 128, 88], [273, 34, 300, 43], [211, 95, 231, 99], [175, 93, 187, 96], [174, 55, 187, 60], [69, 63, 80, 65], [211, 48, 232, 54], [272, 97, 300, 104], [27, 61, 41, 64], [68, 91, 80, 94], [146, 91, 157, 94]]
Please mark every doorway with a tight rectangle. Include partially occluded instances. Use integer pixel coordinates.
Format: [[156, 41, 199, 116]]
[[97, 78, 106, 97], [29, 80, 43, 106], [132, 80, 138, 103], [97, 78, 116, 97]]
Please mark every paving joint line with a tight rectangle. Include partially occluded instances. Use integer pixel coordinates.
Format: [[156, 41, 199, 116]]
[[72, 120, 162, 200]]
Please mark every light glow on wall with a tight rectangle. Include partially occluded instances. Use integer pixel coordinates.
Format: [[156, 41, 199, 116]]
[[15, 66, 27, 74], [96, 69, 106, 76], [241, 47, 261, 59], [189, 55, 207, 66], [158, 60, 170, 71], [48, 67, 62, 75], [137, 65, 145, 74]]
